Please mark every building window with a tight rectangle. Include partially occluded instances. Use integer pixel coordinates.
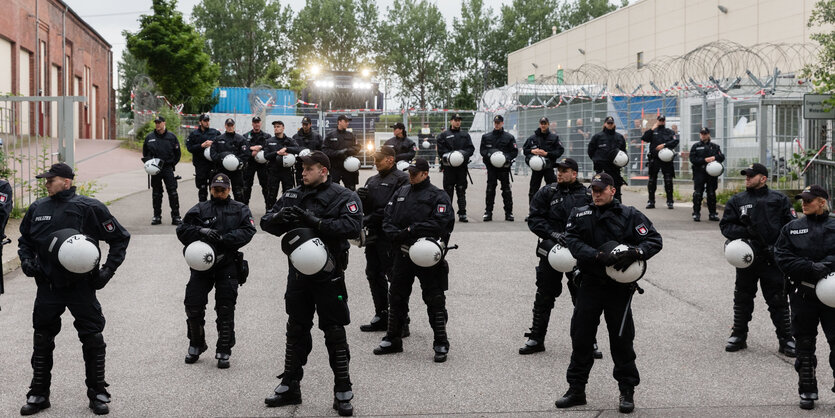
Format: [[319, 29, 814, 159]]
[[637, 52, 644, 69]]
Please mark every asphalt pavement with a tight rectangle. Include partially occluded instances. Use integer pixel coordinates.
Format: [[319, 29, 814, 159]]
[[0, 155, 832, 417]]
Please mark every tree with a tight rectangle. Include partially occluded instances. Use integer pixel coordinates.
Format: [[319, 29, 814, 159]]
[[804, 0, 835, 109], [558, 0, 627, 31], [448, 0, 497, 101], [192, 0, 294, 87], [125, 0, 219, 114], [116, 49, 148, 117], [254, 64, 307, 95]]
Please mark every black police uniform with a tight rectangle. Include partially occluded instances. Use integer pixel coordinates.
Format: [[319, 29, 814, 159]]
[[185, 126, 221, 202], [383, 135, 417, 163], [18, 187, 130, 411], [641, 126, 679, 207], [436, 127, 475, 219], [523, 128, 564, 202], [260, 179, 362, 411], [358, 166, 409, 329], [719, 185, 796, 354], [143, 128, 182, 221], [242, 129, 272, 207], [561, 199, 662, 403], [480, 128, 518, 219], [689, 138, 725, 219], [587, 128, 627, 201], [176, 193, 256, 365], [377, 176, 455, 360], [210, 131, 250, 201], [263, 134, 301, 208], [522, 179, 591, 353], [0, 179, 12, 306], [323, 128, 362, 190], [292, 127, 323, 186], [774, 210, 835, 406], [416, 129, 435, 163]]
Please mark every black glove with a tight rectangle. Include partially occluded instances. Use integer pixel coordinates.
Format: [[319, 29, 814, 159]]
[[356, 187, 369, 201], [550, 232, 566, 246], [336, 149, 349, 158], [21, 258, 41, 278], [92, 266, 114, 290], [739, 211, 751, 226], [612, 248, 642, 272], [274, 207, 295, 224], [199, 228, 222, 243], [393, 228, 411, 244], [810, 262, 831, 279], [596, 250, 617, 266], [298, 209, 322, 229]]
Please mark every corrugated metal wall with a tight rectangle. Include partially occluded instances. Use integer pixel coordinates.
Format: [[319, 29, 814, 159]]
[[211, 87, 296, 115]]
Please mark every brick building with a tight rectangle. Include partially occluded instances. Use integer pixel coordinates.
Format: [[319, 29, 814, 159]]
[[0, 0, 114, 139]]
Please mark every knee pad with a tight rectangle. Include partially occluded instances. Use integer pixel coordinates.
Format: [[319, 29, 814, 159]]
[[80, 333, 106, 350], [216, 304, 235, 319], [534, 290, 557, 310], [423, 292, 445, 311], [169, 191, 179, 199], [33, 332, 55, 349], [323, 325, 347, 346], [286, 321, 308, 339], [152, 191, 163, 199], [766, 293, 788, 309], [185, 305, 205, 319]]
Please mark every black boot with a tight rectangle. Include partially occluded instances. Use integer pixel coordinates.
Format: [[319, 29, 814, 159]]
[[150, 216, 162, 225], [709, 213, 720, 221], [82, 334, 110, 415], [593, 342, 603, 359], [215, 353, 230, 369], [333, 391, 354, 416], [428, 299, 449, 363], [483, 212, 492, 222], [374, 335, 403, 355], [185, 314, 207, 364], [779, 339, 797, 357], [458, 214, 468, 223], [265, 380, 302, 407], [796, 340, 818, 410], [185, 344, 207, 364], [519, 306, 550, 355], [619, 387, 635, 413], [26, 332, 54, 413], [799, 393, 817, 410], [20, 396, 50, 416], [693, 212, 701, 222], [359, 311, 388, 332], [726, 333, 747, 352], [555, 388, 586, 408], [727, 301, 750, 352], [645, 200, 655, 209], [87, 389, 111, 415], [215, 306, 235, 368], [169, 191, 181, 225], [324, 326, 352, 401], [774, 308, 796, 357], [505, 213, 514, 221]]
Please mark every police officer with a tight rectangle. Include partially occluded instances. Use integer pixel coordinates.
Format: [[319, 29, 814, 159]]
[[689, 127, 725, 221], [292, 116, 323, 186], [437, 113, 475, 223], [383, 122, 417, 164], [641, 115, 679, 209], [0, 177, 12, 310], [523, 117, 564, 203], [210, 118, 250, 201], [587, 116, 627, 202], [18, 163, 131, 416], [242, 116, 271, 207], [555, 172, 662, 414], [185, 113, 220, 202], [520, 158, 602, 358], [261, 151, 361, 416], [143, 115, 182, 225], [264, 120, 301, 208], [323, 114, 362, 191], [356, 146, 409, 332], [373, 158, 455, 363], [774, 185, 835, 410], [719, 163, 796, 356], [480, 115, 518, 222], [176, 173, 256, 369]]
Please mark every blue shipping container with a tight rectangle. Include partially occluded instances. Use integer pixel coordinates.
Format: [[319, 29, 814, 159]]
[[211, 87, 297, 115]]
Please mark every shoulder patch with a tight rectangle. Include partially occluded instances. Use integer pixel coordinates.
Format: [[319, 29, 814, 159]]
[[102, 219, 116, 232], [0, 192, 7, 203], [249, 217, 255, 226], [437, 204, 448, 214], [346, 201, 359, 214], [635, 223, 648, 236]]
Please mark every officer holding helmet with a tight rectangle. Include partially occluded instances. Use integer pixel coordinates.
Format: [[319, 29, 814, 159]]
[[292, 116, 323, 186], [436, 113, 475, 222], [186, 113, 220, 202], [522, 117, 564, 203], [383, 122, 417, 164], [689, 127, 725, 221], [774, 185, 835, 410], [260, 150, 362, 416], [323, 114, 362, 191], [176, 173, 256, 369], [210, 118, 249, 201], [242, 116, 271, 207], [143, 115, 182, 225], [263, 120, 301, 208], [719, 163, 796, 356], [556, 172, 662, 414], [641, 115, 679, 210], [587, 116, 627, 202], [480, 115, 518, 222], [18, 163, 130, 416], [356, 146, 409, 332], [373, 158, 455, 363]]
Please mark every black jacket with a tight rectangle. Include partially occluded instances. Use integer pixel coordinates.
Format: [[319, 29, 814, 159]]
[[523, 128, 564, 166], [143, 129, 181, 167], [383, 135, 417, 162], [689, 139, 725, 173], [588, 128, 626, 163], [18, 187, 131, 287], [479, 128, 518, 166], [361, 168, 409, 231], [720, 186, 796, 250], [293, 128, 323, 152], [436, 128, 475, 166], [210, 131, 250, 166], [263, 134, 301, 171], [323, 128, 361, 164], [641, 126, 679, 161], [176, 196, 256, 268], [245, 129, 271, 154], [528, 181, 592, 240], [565, 201, 663, 280], [383, 177, 455, 245], [0, 180, 12, 237], [186, 127, 220, 167], [774, 212, 835, 282], [261, 179, 362, 254]]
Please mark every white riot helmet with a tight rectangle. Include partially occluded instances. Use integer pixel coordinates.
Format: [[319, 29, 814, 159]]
[[396, 160, 410, 171], [422, 140, 431, 149], [442, 151, 465, 167], [282, 154, 297, 168], [489, 151, 507, 168], [144, 158, 162, 176], [657, 147, 674, 162], [298, 148, 312, 157], [254, 150, 267, 164], [183, 241, 217, 272], [724, 239, 755, 269], [281, 228, 334, 276], [605, 244, 647, 283], [816, 272, 835, 308], [222, 154, 242, 171], [203, 147, 213, 161], [613, 150, 629, 167], [535, 239, 576, 273], [343, 156, 361, 172], [706, 161, 724, 177], [409, 237, 445, 267], [528, 155, 547, 171], [48, 228, 101, 275]]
